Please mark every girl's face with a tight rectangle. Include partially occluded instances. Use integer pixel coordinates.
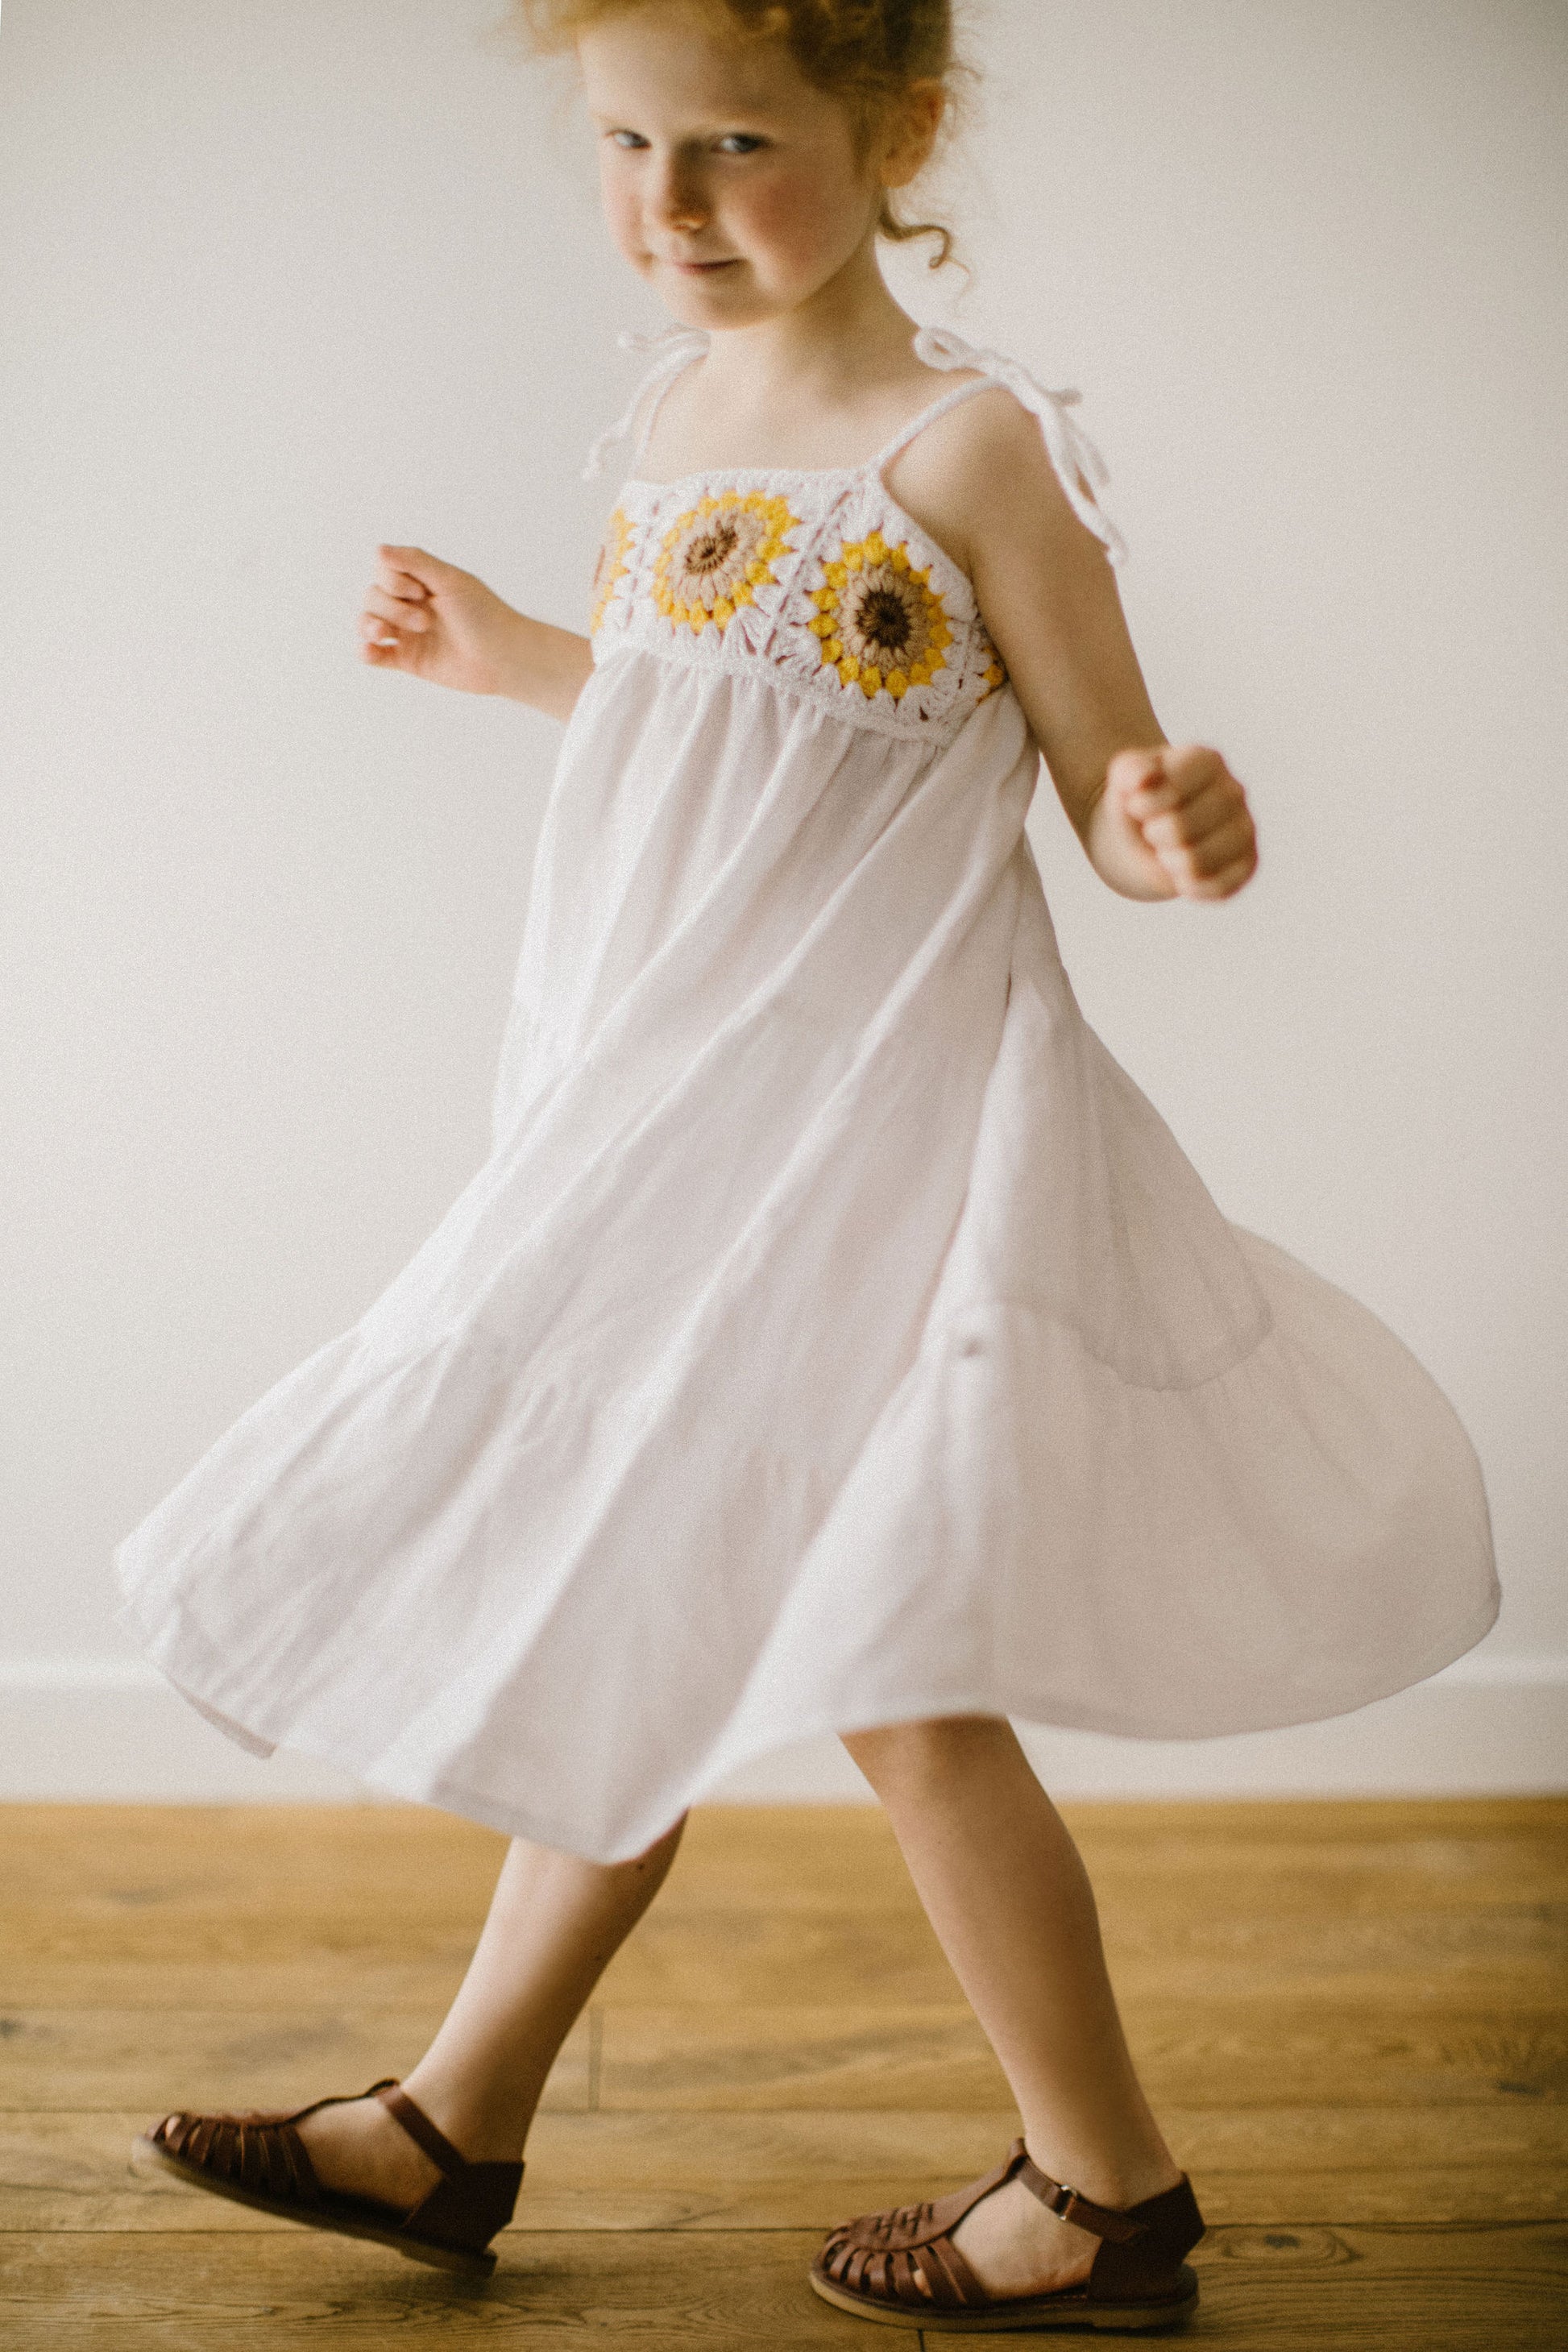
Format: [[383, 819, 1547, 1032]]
[[579, 7, 928, 330]]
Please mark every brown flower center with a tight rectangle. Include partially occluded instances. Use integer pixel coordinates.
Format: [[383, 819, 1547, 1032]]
[[839, 565, 935, 671], [853, 584, 915, 659], [683, 520, 739, 576]]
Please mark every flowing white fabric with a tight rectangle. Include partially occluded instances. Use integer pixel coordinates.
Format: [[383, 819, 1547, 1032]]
[[115, 334, 1497, 1860]]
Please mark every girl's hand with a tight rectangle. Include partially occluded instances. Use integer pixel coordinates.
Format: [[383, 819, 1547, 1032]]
[[359, 545, 526, 698], [1102, 745, 1259, 902]]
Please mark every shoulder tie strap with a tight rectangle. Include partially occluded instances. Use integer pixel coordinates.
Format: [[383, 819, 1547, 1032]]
[[868, 377, 1001, 474], [911, 325, 1128, 566], [583, 327, 710, 482]]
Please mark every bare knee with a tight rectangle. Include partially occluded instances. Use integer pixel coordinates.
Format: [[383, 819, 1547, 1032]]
[[623, 1813, 687, 1878], [513, 1812, 685, 1887], [841, 1714, 1015, 1802]]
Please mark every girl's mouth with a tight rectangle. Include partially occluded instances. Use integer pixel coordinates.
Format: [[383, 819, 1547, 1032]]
[[666, 257, 740, 275]]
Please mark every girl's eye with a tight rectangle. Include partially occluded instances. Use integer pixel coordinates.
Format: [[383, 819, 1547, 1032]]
[[608, 130, 649, 150], [716, 134, 765, 156]]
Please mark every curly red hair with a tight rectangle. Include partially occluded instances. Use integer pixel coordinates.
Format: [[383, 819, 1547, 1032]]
[[516, 0, 964, 265]]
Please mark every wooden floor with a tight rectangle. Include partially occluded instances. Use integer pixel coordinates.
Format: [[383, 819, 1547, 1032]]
[[1, 1798, 1564, 2347]]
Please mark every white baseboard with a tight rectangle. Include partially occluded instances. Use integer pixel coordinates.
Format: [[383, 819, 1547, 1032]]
[[1, 1656, 1563, 1803]]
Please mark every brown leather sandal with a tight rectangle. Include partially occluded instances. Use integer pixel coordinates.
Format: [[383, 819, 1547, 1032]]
[[131, 2077, 523, 2276], [811, 2139, 1203, 2332]]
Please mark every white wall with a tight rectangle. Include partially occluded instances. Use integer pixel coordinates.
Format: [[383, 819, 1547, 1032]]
[[2, 0, 1564, 1800]]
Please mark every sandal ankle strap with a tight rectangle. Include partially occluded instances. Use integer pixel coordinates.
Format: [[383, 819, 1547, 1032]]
[[375, 2082, 481, 2179], [1009, 2140, 1149, 2245]]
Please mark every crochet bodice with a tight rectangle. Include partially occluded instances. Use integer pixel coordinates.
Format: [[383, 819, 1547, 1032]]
[[584, 326, 1127, 749]]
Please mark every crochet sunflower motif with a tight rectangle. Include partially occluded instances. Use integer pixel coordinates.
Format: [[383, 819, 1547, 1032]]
[[652, 491, 799, 636], [808, 533, 953, 702], [590, 507, 635, 634]]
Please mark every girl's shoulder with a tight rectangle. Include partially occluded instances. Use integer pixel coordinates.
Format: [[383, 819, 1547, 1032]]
[[885, 371, 1122, 586]]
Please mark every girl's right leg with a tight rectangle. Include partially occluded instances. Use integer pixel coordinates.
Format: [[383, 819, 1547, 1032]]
[[292, 1819, 685, 2207], [840, 1715, 1182, 2300]]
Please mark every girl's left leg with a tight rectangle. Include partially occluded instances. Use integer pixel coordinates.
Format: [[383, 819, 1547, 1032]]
[[292, 1819, 684, 2208]]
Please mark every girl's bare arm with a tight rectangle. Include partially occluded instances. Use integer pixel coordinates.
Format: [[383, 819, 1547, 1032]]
[[360, 545, 594, 723], [890, 392, 1258, 904]]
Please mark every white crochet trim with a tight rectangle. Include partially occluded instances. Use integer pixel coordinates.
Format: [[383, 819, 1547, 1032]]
[[592, 473, 1006, 746]]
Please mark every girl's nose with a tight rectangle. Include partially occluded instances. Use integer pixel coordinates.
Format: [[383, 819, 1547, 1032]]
[[653, 158, 709, 233]]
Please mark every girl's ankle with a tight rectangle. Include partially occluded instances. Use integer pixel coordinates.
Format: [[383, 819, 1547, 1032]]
[[396, 2072, 530, 2166], [1021, 2138, 1184, 2213]]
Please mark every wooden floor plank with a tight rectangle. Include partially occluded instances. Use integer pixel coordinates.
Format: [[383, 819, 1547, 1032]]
[[6, 2106, 1566, 2232], [0, 1815, 500, 1933], [8, 1928, 1558, 2012], [0, 2010, 589, 2115], [12, 1947, 1568, 2022], [1183, 2221, 1568, 2351], [589, 1903, 1566, 2009], [5, 1798, 1566, 2346], [5, 1796, 1562, 1931], [6, 1801, 1562, 2018], [0, 2223, 1563, 2350], [0, 1958, 475, 2008], [0, 2228, 858, 2349], [12, 1892, 1557, 2012], [593, 2001, 1568, 2111], [11, 1951, 1568, 2018]]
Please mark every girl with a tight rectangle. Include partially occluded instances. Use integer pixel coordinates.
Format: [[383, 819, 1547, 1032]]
[[119, 0, 1498, 2330]]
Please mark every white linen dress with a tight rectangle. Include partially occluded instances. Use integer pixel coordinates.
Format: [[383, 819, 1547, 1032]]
[[114, 328, 1499, 1861]]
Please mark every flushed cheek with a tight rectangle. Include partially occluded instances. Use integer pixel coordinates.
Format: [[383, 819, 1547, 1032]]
[[598, 168, 649, 264], [733, 166, 869, 279]]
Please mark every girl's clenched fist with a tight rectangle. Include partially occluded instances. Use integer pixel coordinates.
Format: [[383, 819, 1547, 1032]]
[[1104, 745, 1259, 902]]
